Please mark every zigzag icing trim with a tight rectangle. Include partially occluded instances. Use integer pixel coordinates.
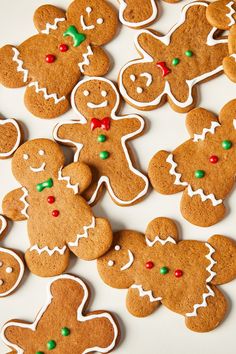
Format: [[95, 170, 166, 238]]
[[226, 1, 236, 26], [12, 47, 28, 83], [30, 244, 67, 256], [28, 82, 66, 104], [205, 243, 217, 282], [166, 154, 188, 187], [78, 45, 93, 73], [58, 167, 79, 194], [20, 187, 29, 219], [131, 284, 162, 303], [68, 217, 96, 247], [187, 185, 223, 206], [193, 121, 220, 142], [186, 285, 215, 317], [146, 235, 176, 247], [41, 17, 65, 34]]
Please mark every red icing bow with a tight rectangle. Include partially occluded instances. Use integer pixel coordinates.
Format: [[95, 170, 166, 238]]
[[156, 62, 171, 77], [91, 117, 111, 131]]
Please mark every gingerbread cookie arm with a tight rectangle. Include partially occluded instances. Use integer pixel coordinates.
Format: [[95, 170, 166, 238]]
[[126, 286, 161, 317], [1, 322, 33, 351], [223, 26, 236, 82], [80, 46, 110, 77], [33, 5, 66, 33], [145, 217, 179, 244], [116, 115, 144, 136], [206, 0, 236, 30], [185, 108, 220, 139], [53, 120, 87, 152], [2, 188, 29, 221], [59, 162, 92, 194], [218, 98, 236, 126]]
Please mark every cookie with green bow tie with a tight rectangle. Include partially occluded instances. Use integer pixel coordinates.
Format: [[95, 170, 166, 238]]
[[0, 0, 118, 119], [2, 138, 113, 277]]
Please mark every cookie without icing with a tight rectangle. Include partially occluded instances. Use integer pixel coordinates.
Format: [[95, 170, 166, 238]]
[[148, 100, 236, 227], [119, 1, 228, 113], [54, 77, 149, 206], [206, 0, 236, 30], [97, 217, 236, 332], [0, 0, 118, 119], [0, 117, 22, 159], [2, 139, 113, 277], [1, 274, 120, 353]]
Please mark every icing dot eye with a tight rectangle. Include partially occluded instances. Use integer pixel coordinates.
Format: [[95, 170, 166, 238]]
[[97, 18, 104, 24], [195, 170, 205, 178], [38, 150, 45, 156], [6, 267, 13, 273], [114, 245, 121, 251], [86, 7, 92, 14], [108, 260, 114, 267], [61, 327, 70, 336], [160, 266, 169, 275], [47, 340, 56, 350], [222, 140, 232, 150], [185, 50, 193, 57], [0, 279, 3, 286], [136, 87, 143, 94], [172, 58, 180, 66], [174, 269, 183, 278], [83, 90, 90, 97], [130, 74, 136, 82], [23, 154, 29, 160], [101, 90, 107, 97]]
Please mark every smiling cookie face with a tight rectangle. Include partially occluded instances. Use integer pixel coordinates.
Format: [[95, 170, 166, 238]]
[[12, 139, 64, 185]]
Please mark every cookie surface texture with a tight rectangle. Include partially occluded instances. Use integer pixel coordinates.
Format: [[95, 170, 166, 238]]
[[0, 117, 22, 159], [2, 139, 113, 277], [223, 24, 236, 82], [0, 0, 118, 118], [1, 274, 120, 353], [206, 0, 236, 30], [54, 77, 149, 206], [97, 217, 236, 332], [119, 1, 228, 113]]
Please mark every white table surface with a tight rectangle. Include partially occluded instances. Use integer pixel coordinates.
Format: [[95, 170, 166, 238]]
[[0, 1, 236, 353]]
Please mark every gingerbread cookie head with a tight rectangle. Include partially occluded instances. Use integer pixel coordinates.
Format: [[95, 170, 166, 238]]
[[206, 0, 236, 30], [0, 118, 22, 159], [1, 274, 120, 353], [119, 1, 228, 113]]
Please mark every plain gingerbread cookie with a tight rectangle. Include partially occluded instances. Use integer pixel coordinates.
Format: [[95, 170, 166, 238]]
[[97, 217, 236, 332]]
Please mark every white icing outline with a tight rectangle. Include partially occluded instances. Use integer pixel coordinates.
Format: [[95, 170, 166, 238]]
[[0, 119, 21, 158], [146, 235, 176, 247], [29, 162, 46, 173], [226, 1, 236, 27], [186, 284, 215, 317], [30, 245, 67, 256], [68, 216, 96, 247], [58, 166, 79, 194], [119, 2, 227, 109], [120, 250, 134, 271], [41, 18, 65, 34], [78, 45, 94, 73], [0, 215, 7, 236], [1, 274, 119, 353], [53, 77, 149, 206], [28, 82, 66, 104], [0, 247, 24, 297], [20, 187, 29, 219], [119, 0, 158, 28], [131, 284, 162, 302], [205, 243, 217, 283], [12, 48, 28, 83], [193, 121, 221, 142]]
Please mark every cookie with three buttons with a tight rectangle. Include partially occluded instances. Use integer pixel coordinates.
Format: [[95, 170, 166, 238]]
[[97, 217, 236, 332], [53, 77, 149, 206], [2, 138, 113, 277]]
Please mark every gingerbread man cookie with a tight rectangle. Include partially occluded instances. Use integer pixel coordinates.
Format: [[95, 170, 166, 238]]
[[119, 1, 228, 113], [1, 274, 120, 353], [206, 0, 236, 30], [148, 100, 236, 227], [97, 217, 236, 332], [0, 215, 24, 297], [2, 139, 113, 277], [0, 117, 22, 159], [0, 0, 118, 118], [54, 78, 149, 206]]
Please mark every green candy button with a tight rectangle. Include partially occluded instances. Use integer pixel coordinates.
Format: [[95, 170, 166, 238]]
[[195, 170, 205, 178], [100, 151, 109, 160], [222, 140, 232, 150], [47, 340, 56, 350], [160, 266, 169, 275], [98, 134, 106, 143], [61, 327, 70, 336], [172, 58, 180, 66], [185, 50, 193, 57], [36, 352, 44, 354]]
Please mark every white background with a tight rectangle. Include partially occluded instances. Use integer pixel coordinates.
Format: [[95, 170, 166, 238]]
[[0, 0, 236, 353]]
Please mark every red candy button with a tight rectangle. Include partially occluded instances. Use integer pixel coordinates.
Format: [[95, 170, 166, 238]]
[[209, 155, 218, 164], [174, 269, 183, 278], [146, 261, 154, 269], [47, 196, 55, 204], [45, 54, 56, 63], [52, 210, 59, 217], [59, 44, 68, 52]]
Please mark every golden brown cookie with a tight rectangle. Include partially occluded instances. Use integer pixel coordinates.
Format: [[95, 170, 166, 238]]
[[0, 117, 22, 159], [206, 0, 236, 30], [223, 24, 236, 82], [1, 274, 120, 353], [148, 100, 236, 227], [0, 0, 118, 119], [119, 1, 228, 113], [2, 139, 113, 277], [97, 217, 236, 332], [53, 77, 149, 206]]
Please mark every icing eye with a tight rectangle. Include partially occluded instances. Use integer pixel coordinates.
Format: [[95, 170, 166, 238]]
[[114, 245, 121, 251], [83, 90, 90, 97], [0, 279, 3, 286], [6, 267, 13, 273], [23, 154, 29, 160], [130, 74, 136, 82], [108, 260, 114, 267], [101, 90, 107, 97], [38, 150, 45, 156], [86, 7, 92, 14], [97, 18, 104, 24], [137, 87, 143, 94]]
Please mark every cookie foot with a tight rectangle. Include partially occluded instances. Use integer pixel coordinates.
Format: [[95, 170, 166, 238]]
[[126, 286, 161, 317]]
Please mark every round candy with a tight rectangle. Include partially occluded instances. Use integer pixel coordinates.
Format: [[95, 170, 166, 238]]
[[100, 151, 109, 160], [47, 196, 55, 204], [59, 44, 68, 52], [45, 54, 56, 63], [174, 269, 183, 278], [209, 155, 218, 164], [61, 327, 70, 336], [222, 140, 232, 150], [47, 340, 56, 350], [172, 58, 180, 66], [52, 210, 60, 217], [36, 352, 44, 354], [195, 170, 205, 178], [98, 134, 106, 143], [185, 50, 193, 57], [160, 266, 169, 275], [145, 261, 154, 269]]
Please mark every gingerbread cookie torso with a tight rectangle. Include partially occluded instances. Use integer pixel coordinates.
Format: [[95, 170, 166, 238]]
[[119, 1, 228, 113], [2, 139, 113, 277], [97, 217, 236, 332], [54, 78, 149, 206], [0, 117, 22, 159], [1, 274, 120, 353], [148, 100, 236, 227], [0, 0, 118, 118]]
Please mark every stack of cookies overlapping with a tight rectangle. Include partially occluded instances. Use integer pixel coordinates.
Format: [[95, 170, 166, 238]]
[[0, 1, 236, 353]]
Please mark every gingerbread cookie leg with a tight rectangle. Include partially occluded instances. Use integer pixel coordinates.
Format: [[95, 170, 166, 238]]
[[126, 286, 161, 317], [185, 285, 227, 332], [68, 217, 112, 260], [180, 189, 226, 227]]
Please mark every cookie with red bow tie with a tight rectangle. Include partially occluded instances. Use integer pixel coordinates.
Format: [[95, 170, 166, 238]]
[[0, 0, 118, 118], [2, 138, 113, 277], [53, 77, 149, 206]]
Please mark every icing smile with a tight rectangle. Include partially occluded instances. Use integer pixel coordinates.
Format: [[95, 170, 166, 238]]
[[120, 250, 134, 271], [30, 162, 46, 173], [87, 101, 108, 108], [80, 15, 95, 30]]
